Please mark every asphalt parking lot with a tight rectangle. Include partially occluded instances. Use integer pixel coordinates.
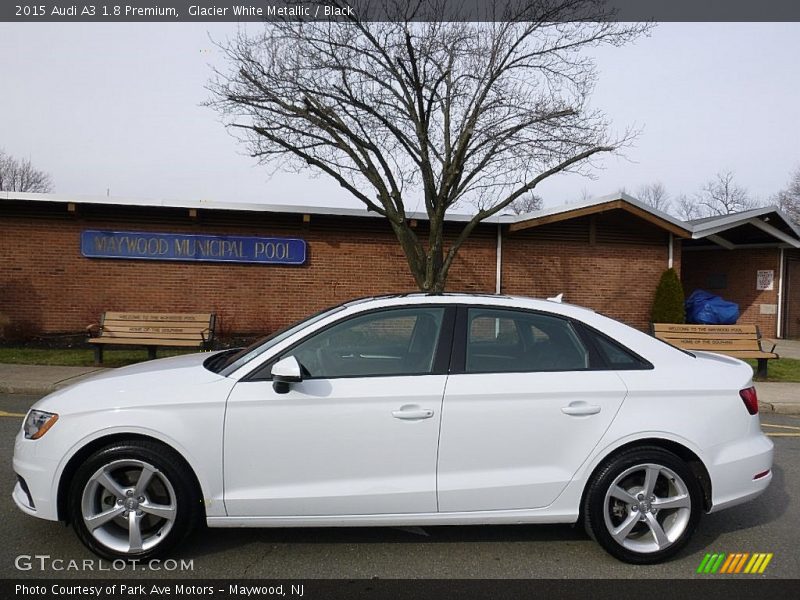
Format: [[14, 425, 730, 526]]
[[2, 393, 798, 580]]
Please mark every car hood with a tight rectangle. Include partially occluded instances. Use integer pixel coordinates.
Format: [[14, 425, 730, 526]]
[[33, 352, 233, 415]]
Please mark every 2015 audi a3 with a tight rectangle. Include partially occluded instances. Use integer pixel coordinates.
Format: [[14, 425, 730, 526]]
[[13, 294, 773, 563]]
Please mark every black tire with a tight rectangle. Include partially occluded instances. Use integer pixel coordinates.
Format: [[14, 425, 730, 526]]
[[583, 446, 702, 564], [67, 439, 201, 561]]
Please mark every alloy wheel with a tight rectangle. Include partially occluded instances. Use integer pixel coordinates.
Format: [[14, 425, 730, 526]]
[[80, 459, 177, 555], [602, 462, 692, 554]]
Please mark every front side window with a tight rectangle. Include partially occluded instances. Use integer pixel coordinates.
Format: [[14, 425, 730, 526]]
[[286, 307, 445, 379], [466, 309, 589, 373], [216, 304, 346, 376]]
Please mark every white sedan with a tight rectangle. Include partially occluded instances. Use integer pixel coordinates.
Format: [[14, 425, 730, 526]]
[[13, 294, 773, 564]]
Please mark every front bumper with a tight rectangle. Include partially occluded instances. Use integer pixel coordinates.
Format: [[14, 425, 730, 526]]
[[12, 430, 61, 521]]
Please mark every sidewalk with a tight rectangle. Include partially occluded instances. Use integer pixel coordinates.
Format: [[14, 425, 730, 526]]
[[0, 362, 798, 414], [0, 364, 108, 395], [753, 382, 800, 415], [774, 339, 800, 360]]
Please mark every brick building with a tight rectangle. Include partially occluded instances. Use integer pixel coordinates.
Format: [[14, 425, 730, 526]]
[[1, 191, 798, 340], [682, 207, 800, 339]]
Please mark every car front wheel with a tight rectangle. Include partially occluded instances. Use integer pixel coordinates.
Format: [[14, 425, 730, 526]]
[[68, 440, 200, 560], [583, 446, 702, 564]]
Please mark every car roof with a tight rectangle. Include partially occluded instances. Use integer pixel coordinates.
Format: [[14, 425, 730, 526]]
[[337, 293, 687, 365], [342, 292, 596, 318]]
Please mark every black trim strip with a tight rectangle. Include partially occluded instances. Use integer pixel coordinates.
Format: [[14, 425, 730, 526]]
[[449, 306, 469, 375]]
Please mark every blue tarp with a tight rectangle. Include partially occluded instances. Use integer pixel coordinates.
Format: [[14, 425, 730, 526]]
[[685, 290, 740, 325]]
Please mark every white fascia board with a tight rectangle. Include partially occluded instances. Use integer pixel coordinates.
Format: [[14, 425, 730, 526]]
[[747, 218, 800, 248], [692, 206, 800, 240], [691, 220, 749, 239], [690, 206, 774, 233], [690, 209, 800, 246]]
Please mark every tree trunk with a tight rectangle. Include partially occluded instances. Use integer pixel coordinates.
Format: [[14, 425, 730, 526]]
[[389, 220, 429, 291], [389, 219, 451, 293]]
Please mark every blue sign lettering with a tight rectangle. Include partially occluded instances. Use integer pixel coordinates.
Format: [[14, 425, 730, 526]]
[[81, 230, 306, 265]]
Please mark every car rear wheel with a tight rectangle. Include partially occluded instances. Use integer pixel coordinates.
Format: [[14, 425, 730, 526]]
[[583, 446, 702, 564], [68, 440, 200, 560]]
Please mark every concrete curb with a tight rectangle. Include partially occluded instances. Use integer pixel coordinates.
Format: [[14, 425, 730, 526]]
[[761, 401, 800, 416]]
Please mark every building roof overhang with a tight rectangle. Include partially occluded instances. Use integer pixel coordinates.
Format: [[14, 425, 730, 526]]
[[7, 191, 791, 246], [506, 193, 692, 238], [687, 207, 800, 250]]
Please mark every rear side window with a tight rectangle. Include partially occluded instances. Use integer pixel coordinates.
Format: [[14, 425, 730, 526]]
[[469, 315, 520, 345], [465, 309, 589, 373], [583, 328, 652, 370]]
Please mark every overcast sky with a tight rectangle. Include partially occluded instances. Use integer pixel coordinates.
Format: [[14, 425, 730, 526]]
[[1, 22, 798, 210]]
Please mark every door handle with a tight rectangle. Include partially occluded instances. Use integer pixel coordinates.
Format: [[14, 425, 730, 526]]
[[561, 402, 601, 416], [392, 406, 434, 420]]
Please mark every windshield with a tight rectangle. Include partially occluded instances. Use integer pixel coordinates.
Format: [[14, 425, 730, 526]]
[[208, 304, 346, 376]]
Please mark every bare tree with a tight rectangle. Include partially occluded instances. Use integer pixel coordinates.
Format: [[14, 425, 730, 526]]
[[696, 171, 754, 216], [774, 167, 800, 224], [636, 182, 670, 212], [507, 193, 544, 215], [0, 149, 54, 193], [578, 188, 593, 203], [673, 193, 701, 221], [208, 0, 648, 292]]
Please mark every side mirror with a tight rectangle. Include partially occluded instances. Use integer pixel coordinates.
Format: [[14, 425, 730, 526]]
[[271, 356, 302, 394]]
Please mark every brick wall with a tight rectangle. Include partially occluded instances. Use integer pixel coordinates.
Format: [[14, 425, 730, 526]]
[[681, 247, 781, 337], [0, 201, 679, 338], [0, 201, 494, 337], [501, 213, 677, 331]]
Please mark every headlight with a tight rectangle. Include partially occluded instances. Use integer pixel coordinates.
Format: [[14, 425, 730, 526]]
[[23, 410, 59, 440]]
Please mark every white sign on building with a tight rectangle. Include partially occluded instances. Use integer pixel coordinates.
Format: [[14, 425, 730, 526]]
[[756, 270, 774, 291]]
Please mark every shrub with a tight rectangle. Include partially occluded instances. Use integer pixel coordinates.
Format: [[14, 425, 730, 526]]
[[1, 319, 42, 343], [651, 268, 685, 324]]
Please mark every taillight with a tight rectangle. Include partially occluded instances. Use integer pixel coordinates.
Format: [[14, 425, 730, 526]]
[[740, 386, 759, 415]]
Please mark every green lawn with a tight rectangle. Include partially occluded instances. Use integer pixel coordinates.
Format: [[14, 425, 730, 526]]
[[0, 347, 196, 368], [746, 358, 800, 383]]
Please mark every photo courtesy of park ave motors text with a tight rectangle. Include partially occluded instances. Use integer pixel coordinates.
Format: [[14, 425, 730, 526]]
[[2, 0, 800, 589]]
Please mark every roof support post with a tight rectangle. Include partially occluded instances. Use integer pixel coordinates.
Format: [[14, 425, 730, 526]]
[[668, 233, 673, 269], [495, 224, 502, 295], [777, 247, 785, 339]]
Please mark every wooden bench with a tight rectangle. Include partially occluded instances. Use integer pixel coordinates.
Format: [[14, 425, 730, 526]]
[[652, 323, 778, 378], [87, 312, 216, 364]]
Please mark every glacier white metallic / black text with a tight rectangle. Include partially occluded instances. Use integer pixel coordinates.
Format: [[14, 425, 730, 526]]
[[13, 294, 773, 563]]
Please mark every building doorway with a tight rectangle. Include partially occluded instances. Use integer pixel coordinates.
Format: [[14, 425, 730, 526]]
[[783, 253, 800, 339]]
